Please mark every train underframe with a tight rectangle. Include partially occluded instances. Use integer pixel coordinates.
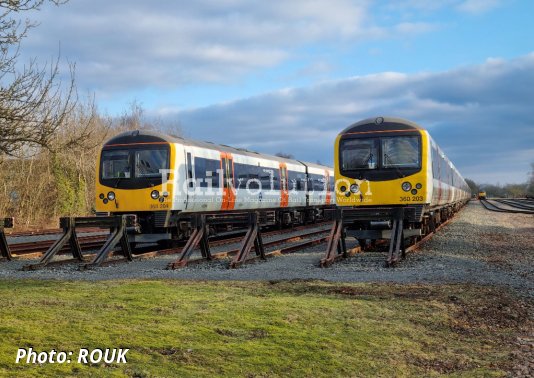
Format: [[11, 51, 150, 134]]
[[339, 200, 469, 263], [98, 206, 335, 245]]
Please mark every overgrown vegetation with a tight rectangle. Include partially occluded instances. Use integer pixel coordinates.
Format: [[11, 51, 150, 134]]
[[466, 165, 534, 198], [0, 280, 529, 377]]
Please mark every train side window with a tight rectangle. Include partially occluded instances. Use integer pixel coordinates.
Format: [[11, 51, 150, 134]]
[[207, 159, 220, 188], [273, 169, 280, 190], [249, 165, 260, 190], [308, 174, 325, 192], [288, 170, 306, 191], [234, 163, 248, 189], [194, 157, 220, 188]]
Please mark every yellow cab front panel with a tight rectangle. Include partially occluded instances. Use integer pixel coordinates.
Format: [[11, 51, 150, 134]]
[[94, 133, 176, 213], [334, 118, 431, 207]]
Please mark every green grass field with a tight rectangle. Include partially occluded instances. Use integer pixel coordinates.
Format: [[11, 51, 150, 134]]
[[0, 279, 529, 377]]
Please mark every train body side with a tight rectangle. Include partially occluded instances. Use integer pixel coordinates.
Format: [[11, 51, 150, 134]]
[[95, 130, 334, 237]]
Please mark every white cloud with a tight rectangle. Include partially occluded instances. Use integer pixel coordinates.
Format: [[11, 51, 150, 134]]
[[456, 0, 503, 14], [166, 54, 534, 184], [18, 0, 454, 93], [19, 1, 372, 89]]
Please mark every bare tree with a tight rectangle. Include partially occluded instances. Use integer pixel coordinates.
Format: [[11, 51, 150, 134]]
[[465, 178, 478, 194], [275, 152, 294, 159], [527, 162, 534, 197], [0, 0, 86, 157]]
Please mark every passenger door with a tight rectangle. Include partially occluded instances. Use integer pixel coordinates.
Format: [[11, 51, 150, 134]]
[[184, 147, 195, 210], [220, 152, 236, 210], [324, 170, 331, 205], [279, 163, 289, 208]]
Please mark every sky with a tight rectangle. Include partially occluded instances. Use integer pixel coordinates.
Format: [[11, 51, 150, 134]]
[[16, 0, 534, 184]]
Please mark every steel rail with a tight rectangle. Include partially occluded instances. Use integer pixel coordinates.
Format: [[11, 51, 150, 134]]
[[480, 199, 534, 214]]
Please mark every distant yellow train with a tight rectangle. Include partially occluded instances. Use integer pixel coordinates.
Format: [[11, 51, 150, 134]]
[[334, 117, 470, 244], [478, 191, 487, 200]]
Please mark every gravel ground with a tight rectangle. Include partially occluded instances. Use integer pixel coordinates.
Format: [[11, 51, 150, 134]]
[[1, 201, 533, 297]]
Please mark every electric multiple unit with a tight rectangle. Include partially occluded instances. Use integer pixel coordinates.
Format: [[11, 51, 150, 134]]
[[334, 116, 470, 239], [95, 130, 335, 242]]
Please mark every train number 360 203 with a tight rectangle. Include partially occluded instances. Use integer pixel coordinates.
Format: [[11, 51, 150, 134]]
[[400, 196, 424, 202]]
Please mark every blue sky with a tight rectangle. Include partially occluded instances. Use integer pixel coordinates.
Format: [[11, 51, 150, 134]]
[[18, 0, 534, 183]]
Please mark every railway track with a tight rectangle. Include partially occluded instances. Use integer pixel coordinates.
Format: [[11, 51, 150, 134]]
[[331, 208, 462, 269], [6, 227, 102, 238], [104, 226, 332, 269], [7, 234, 109, 258], [480, 199, 534, 214], [4, 222, 332, 269]]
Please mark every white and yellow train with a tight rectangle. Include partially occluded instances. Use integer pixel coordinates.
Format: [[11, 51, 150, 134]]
[[334, 116, 470, 239], [95, 130, 334, 243]]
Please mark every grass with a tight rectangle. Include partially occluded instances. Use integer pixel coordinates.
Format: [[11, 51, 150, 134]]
[[0, 279, 529, 377]]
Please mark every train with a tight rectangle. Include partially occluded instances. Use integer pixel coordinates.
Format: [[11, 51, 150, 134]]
[[95, 130, 335, 243], [478, 191, 487, 200], [334, 116, 470, 247]]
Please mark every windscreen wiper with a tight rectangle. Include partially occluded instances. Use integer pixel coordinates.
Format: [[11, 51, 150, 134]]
[[384, 153, 405, 178]]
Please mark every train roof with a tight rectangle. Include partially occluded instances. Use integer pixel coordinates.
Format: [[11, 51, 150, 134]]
[[340, 116, 423, 135], [104, 130, 333, 172]]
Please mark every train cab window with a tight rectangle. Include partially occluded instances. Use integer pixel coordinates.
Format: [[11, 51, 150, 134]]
[[102, 150, 130, 179], [340, 139, 378, 170], [135, 149, 169, 178], [381, 136, 420, 168]]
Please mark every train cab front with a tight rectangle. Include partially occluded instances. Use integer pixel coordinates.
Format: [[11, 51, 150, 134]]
[[95, 130, 176, 241], [335, 117, 429, 226]]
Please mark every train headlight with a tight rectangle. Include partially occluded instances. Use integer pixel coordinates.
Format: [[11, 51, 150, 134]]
[[415, 183, 422, 189], [162, 191, 169, 197], [350, 184, 359, 193], [401, 182, 412, 192], [99, 193, 105, 200], [340, 185, 347, 193], [151, 190, 160, 199], [107, 191, 115, 201]]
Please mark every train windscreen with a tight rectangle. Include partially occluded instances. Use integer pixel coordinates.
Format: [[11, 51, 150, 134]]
[[340, 139, 378, 170], [101, 149, 169, 179], [381, 136, 420, 168]]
